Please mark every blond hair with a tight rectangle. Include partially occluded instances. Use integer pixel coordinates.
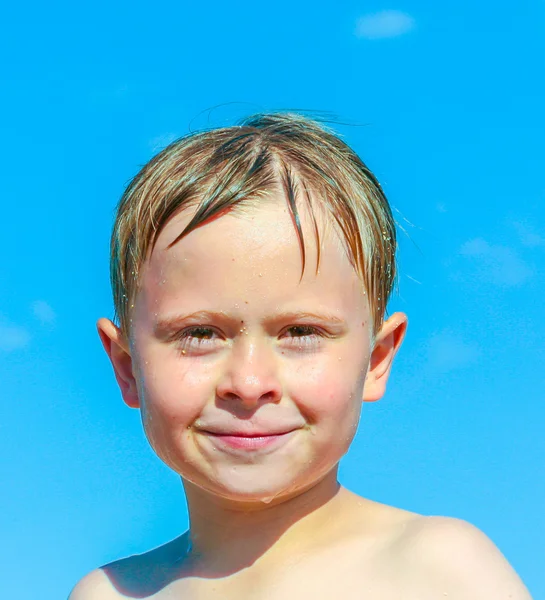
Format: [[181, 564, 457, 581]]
[[111, 113, 396, 335]]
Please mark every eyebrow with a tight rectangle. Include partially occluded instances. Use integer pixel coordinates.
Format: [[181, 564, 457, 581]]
[[153, 310, 347, 337], [263, 311, 346, 327]]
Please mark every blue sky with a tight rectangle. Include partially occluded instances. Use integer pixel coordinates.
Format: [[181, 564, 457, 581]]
[[1, 1, 544, 598]]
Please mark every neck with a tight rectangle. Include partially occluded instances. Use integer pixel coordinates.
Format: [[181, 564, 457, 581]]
[[180, 469, 345, 577]]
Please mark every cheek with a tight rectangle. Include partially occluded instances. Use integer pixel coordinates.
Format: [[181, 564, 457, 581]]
[[135, 349, 216, 425], [287, 355, 367, 425]]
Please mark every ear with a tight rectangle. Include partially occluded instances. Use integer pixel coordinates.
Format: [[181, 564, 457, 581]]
[[97, 318, 140, 408], [363, 312, 407, 403]]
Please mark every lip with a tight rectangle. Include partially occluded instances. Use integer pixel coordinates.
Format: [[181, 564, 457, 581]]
[[200, 430, 297, 451]]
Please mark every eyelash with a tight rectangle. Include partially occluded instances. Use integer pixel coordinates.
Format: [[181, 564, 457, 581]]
[[282, 325, 324, 347], [174, 325, 325, 353], [175, 327, 219, 350]]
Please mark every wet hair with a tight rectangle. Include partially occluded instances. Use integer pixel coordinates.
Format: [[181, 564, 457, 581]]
[[111, 112, 396, 335]]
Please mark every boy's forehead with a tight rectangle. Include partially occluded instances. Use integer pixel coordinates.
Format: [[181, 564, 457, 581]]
[[136, 194, 369, 319], [149, 194, 343, 276]]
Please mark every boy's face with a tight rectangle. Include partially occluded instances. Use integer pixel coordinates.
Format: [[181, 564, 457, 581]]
[[99, 192, 406, 504]]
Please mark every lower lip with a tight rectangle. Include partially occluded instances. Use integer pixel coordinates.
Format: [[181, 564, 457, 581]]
[[203, 431, 296, 451]]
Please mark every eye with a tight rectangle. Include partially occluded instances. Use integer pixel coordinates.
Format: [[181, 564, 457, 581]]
[[175, 326, 222, 354], [281, 325, 324, 350], [284, 325, 319, 337], [183, 326, 217, 340]]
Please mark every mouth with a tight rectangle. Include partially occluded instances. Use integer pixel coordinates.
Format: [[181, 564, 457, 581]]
[[199, 429, 297, 451]]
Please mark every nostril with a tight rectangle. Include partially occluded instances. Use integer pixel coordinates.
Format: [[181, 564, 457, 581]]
[[261, 391, 279, 402], [222, 392, 241, 402], [217, 389, 281, 405]]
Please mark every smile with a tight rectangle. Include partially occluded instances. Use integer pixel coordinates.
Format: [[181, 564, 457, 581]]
[[200, 430, 297, 451]]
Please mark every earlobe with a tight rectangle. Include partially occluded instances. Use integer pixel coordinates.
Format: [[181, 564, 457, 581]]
[[97, 318, 140, 408], [363, 312, 407, 403]]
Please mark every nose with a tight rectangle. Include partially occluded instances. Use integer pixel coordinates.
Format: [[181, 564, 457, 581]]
[[216, 338, 282, 408]]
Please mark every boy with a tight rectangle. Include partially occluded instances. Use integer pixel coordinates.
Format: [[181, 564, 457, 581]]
[[71, 113, 532, 599]]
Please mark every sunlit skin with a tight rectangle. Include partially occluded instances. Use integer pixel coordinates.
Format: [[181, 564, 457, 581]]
[[133, 200, 391, 504], [87, 192, 533, 599]]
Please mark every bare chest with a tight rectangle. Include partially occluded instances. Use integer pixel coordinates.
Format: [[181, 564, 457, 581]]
[[151, 551, 443, 600]]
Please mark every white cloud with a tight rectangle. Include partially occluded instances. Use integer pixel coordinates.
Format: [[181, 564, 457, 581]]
[[426, 330, 480, 371], [512, 222, 545, 248], [355, 10, 415, 40], [459, 238, 533, 286], [149, 133, 177, 153], [0, 323, 31, 352], [32, 300, 56, 325]]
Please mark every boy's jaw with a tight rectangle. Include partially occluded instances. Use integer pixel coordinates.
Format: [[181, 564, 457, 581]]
[[99, 194, 406, 506]]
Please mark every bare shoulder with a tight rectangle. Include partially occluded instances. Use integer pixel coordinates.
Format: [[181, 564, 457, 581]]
[[69, 535, 189, 599], [396, 515, 533, 599], [68, 568, 120, 600]]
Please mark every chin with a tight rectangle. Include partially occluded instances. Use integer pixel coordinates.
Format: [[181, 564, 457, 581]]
[[215, 476, 302, 504], [181, 468, 310, 506]]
